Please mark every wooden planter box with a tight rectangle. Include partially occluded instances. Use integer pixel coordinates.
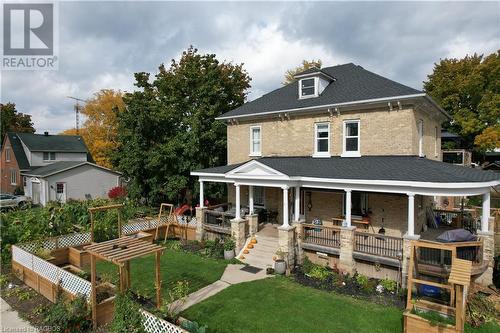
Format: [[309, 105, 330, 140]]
[[68, 245, 90, 268], [127, 231, 154, 243], [404, 310, 458, 333], [95, 282, 116, 326]]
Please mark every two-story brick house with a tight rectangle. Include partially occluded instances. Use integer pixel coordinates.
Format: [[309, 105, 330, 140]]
[[191, 63, 499, 285], [1, 132, 121, 205]]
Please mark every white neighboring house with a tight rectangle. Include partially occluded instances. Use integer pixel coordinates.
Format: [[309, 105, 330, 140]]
[[4, 132, 121, 206]]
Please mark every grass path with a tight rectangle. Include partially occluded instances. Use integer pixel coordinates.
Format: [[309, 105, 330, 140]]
[[89, 249, 228, 300], [182, 277, 499, 333]]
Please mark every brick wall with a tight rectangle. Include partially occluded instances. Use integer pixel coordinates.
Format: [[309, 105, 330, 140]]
[[227, 106, 442, 164], [1, 136, 21, 194]]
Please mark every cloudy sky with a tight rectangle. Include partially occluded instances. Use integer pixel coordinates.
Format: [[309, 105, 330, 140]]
[[1, 1, 499, 133]]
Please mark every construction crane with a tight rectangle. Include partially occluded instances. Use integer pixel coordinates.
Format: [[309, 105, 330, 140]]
[[67, 96, 86, 135]]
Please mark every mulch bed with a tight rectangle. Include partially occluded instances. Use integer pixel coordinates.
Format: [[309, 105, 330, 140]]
[[293, 269, 406, 308]]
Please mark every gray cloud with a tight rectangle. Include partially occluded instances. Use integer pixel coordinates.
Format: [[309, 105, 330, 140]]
[[1, 1, 498, 133]]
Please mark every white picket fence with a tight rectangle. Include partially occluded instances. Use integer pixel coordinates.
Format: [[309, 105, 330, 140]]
[[140, 309, 188, 333], [12, 245, 92, 299]]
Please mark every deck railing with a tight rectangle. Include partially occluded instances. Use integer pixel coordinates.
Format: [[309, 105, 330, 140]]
[[417, 240, 483, 266], [302, 224, 341, 248], [354, 232, 403, 259], [203, 207, 233, 235]]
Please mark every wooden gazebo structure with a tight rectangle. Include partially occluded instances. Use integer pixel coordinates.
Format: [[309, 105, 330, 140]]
[[84, 237, 164, 329]]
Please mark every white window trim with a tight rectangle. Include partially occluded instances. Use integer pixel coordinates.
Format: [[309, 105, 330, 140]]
[[249, 125, 262, 157], [418, 119, 424, 157], [10, 169, 17, 185], [342, 119, 361, 157], [313, 122, 331, 158], [43, 152, 56, 162], [5, 147, 11, 162], [298, 77, 319, 99]]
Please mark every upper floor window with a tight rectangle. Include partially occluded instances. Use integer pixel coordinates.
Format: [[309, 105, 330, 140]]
[[342, 120, 360, 157], [299, 78, 317, 98], [314, 122, 330, 157], [10, 169, 17, 185], [43, 152, 56, 161], [249, 126, 261, 156], [5, 147, 11, 162]]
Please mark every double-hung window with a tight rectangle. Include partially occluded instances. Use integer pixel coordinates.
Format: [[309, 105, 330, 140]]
[[342, 120, 360, 157], [5, 147, 11, 162], [314, 122, 330, 157], [299, 78, 317, 98], [43, 152, 56, 161], [250, 126, 262, 156], [10, 169, 17, 185]]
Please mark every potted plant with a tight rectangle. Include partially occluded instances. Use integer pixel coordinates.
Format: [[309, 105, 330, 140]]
[[223, 238, 235, 260], [274, 248, 286, 274]]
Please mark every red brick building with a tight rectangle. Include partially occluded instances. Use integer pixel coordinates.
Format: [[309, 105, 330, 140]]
[[1, 133, 30, 194]]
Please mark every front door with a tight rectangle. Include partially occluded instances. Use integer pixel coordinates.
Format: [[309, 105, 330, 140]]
[[55, 183, 66, 203], [31, 182, 40, 205]]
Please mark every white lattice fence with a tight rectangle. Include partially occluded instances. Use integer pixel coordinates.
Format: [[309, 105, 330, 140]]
[[17, 232, 91, 253], [140, 309, 187, 333], [12, 245, 91, 300], [122, 217, 197, 235]]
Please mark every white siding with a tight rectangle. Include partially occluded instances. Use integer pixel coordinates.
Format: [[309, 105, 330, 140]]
[[45, 164, 119, 203], [30, 152, 87, 166]]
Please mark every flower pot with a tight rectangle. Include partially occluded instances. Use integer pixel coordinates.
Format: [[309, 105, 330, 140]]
[[224, 249, 235, 260], [274, 260, 286, 274]]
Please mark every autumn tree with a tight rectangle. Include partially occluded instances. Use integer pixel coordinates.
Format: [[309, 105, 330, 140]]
[[61, 90, 124, 168], [283, 59, 322, 85], [113, 46, 251, 204], [424, 51, 500, 153], [0, 103, 35, 143]]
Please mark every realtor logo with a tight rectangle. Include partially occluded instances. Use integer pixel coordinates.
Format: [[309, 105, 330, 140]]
[[2, 2, 59, 70]]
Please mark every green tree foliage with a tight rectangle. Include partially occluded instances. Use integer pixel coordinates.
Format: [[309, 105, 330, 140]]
[[283, 59, 322, 85], [424, 51, 500, 152], [0, 103, 35, 144], [113, 46, 251, 204]]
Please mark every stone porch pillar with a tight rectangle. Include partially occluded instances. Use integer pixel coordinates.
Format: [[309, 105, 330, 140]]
[[278, 225, 296, 270], [195, 207, 205, 241], [294, 219, 306, 265], [231, 218, 247, 253], [401, 234, 420, 288], [476, 216, 494, 286], [247, 214, 259, 236], [338, 226, 356, 274]]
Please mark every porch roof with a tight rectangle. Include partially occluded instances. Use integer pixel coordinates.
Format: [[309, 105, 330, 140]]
[[193, 156, 500, 184]]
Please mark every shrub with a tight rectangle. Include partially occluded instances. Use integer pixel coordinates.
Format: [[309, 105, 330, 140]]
[[223, 238, 235, 251], [355, 274, 370, 291], [203, 239, 223, 258], [13, 186, 24, 195], [466, 293, 497, 327], [302, 256, 314, 275], [43, 294, 91, 333], [163, 280, 190, 322], [181, 321, 208, 333], [380, 278, 397, 292], [308, 265, 331, 281], [108, 186, 128, 200], [110, 292, 145, 333]]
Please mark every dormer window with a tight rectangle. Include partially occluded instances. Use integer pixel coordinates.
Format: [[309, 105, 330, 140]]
[[299, 78, 317, 98], [43, 152, 56, 161]]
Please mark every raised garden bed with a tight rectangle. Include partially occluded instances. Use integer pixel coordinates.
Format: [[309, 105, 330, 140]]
[[404, 309, 457, 333], [95, 282, 116, 326], [126, 231, 154, 243], [68, 244, 90, 267]]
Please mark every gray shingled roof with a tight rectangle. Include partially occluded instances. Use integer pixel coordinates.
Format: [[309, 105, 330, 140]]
[[22, 161, 120, 177], [17, 133, 89, 152], [194, 156, 500, 184], [6, 132, 30, 170], [218, 63, 422, 119]]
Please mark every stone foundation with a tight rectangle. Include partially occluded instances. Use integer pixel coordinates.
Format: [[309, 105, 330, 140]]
[[195, 207, 205, 241], [475, 217, 495, 286], [402, 234, 420, 288], [247, 214, 259, 236]]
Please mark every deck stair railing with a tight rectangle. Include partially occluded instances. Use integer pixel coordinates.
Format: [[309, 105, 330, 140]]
[[203, 203, 233, 235], [302, 224, 341, 248], [354, 232, 403, 259]]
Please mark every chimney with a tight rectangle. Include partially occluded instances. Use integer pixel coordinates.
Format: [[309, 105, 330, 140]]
[[44, 131, 49, 136]]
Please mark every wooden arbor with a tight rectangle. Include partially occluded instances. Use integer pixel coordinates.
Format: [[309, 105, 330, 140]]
[[84, 237, 164, 329], [404, 240, 472, 333], [154, 203, 188, 242], [88, 204, 124, 242]]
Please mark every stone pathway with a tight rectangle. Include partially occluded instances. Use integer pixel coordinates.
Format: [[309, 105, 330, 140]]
[[173, 263, 270, 312], [1, 297, 38, 332]]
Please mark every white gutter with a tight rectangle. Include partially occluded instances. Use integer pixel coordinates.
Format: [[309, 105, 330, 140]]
[[216, 93, 427, 120]]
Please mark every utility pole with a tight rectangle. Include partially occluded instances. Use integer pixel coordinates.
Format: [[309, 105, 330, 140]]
[[67, 96, 86, 135]]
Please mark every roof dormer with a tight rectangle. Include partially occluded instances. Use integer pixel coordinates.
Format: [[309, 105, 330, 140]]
[[294, 67, 335, 99]]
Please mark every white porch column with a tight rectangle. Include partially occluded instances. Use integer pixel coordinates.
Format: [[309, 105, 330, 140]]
[[481, 191, 491, 232], [249, 185, 254, 214], [199, 180, 204, 208], [235, 184, 241, 220], [407, 193, 415, 237], [345, 189, 352, 227], [282, 185, 290, 227], [294, 185, 300, 222]]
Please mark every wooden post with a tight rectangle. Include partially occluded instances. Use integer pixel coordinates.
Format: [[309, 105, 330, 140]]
[[406, 242, 415, 309], [455, 284, 464, 332], [118, 209, 122, 238], [126, 261, 131, 289], [155, 251, 162, 308], [90, 254, 97, 329]]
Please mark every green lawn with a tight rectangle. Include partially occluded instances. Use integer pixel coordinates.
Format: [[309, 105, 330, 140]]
[[182, 277, 499, 333], [89, 249, 228, 300]]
